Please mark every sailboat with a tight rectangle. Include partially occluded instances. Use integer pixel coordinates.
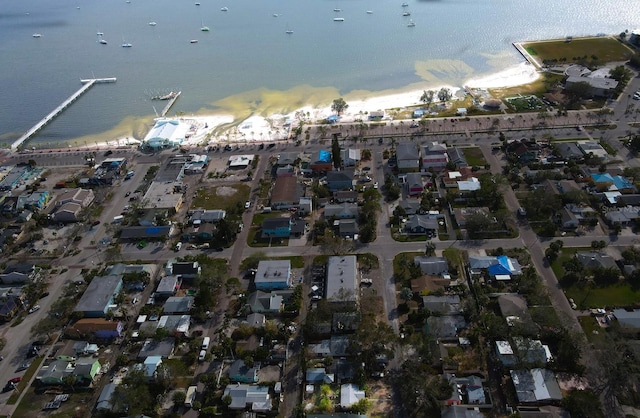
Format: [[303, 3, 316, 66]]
[[121, 36, 132, 47], [97, 33, 107, 44], [407, 19, 415, 27], [285, 24, 293, 34], [200, 19, 210, 31]]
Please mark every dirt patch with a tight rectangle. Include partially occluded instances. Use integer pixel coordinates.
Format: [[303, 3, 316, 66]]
[[368, 381, 393, 417], [216, 186, 238, 197]]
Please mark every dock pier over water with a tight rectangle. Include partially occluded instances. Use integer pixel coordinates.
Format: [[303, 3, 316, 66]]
[[11, 77, 116, 151], [160, 91, 181, 117]]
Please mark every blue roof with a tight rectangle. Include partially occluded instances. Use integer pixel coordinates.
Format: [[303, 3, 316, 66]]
[[327, 115, 339, 122], [319, 150, 331, 162], [591, 173, 634, 190]]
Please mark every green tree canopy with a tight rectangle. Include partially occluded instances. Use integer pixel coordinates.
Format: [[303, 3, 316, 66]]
[[331, 97, 349, 116]]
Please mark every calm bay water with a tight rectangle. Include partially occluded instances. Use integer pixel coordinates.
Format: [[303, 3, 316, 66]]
[[0, 0, 638, 147]]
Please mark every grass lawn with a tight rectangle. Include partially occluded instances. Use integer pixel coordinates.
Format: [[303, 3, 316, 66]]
[[7, 356, 45, 405], [566, 282, 640, 309], [443, 248, 464, 272], [489, 74, 563, 99], [551, 247, 591, 278], [462, 147, 487, 167], [522, 37, 633, 64], [192, 184, 250, 211], [391, 227, 428, 242], [578, 315, 608, 344]]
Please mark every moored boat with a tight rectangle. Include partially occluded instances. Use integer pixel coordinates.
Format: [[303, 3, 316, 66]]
[[32, 33, 42, 38]]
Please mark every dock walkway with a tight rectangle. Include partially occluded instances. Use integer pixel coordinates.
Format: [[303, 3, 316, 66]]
[[160, 91, 181, 117], [11, 77, 116, 151]]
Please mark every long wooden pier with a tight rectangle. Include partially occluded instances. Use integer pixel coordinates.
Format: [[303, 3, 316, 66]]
[[160, 91, 181, 117], [11, 77, 116, 151]]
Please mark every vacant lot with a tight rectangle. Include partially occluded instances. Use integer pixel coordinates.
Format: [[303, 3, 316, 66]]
[[462, 147, 487, 167], [192, 183, 250, 210], [523, 37, 633, 63]]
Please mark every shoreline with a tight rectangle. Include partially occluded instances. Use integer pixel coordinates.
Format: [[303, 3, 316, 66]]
[[21, 59, 543, 152]]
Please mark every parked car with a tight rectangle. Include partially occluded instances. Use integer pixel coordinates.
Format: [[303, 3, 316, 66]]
[[15, 363, 31, 372], [198, 350, 207, 362], [39, 292, 50, 299], [8, 377, 21, 385], [28, 305, 40, 314]]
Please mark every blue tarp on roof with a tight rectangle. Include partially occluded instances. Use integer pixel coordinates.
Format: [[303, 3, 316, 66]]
[[327, 115, 339, 122], [591, 173, 634, 190], [488, 256, 512, 276], [318, 150, 331, 162]]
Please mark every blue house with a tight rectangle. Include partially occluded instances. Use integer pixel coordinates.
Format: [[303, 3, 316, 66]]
[[255, 260, 292, 290], [591, 173, 635, 192], [262, 217, 292, 238], [487, 255, 522, 277], [326, 170, 355, 191]]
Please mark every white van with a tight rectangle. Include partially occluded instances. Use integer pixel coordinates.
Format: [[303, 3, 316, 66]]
[[201, 336, 210, 350], [185, 386, 197, 408], [112, 215, 124, 224], [174, 242, 182, 252]]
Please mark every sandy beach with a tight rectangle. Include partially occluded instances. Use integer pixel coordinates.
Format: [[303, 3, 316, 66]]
[[87, 61, 541, 150]]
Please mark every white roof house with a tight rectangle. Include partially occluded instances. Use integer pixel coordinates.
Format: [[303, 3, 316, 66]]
[[340, 384, 366, 408], [255, 260, 292, 290], [326, 256, 358, 304]]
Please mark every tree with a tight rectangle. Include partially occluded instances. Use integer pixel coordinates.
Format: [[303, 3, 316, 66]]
[[399, 287, 413, 302], [172, 391, 186, 406], [425, 241, 435, 256], [437, 87, 452, 103], [562, 389, 604, 418], [566, 81, 592, 102], [331, 137, 342, 169], [331, 98, 349, 116], [420, 90, 435, 108]]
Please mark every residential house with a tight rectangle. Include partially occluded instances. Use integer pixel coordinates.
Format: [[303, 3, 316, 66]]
[[270, 176, 302, 210], [447, 148, 468, 168], [327, 170, 355, 191], [426, 315, 467, 339], [96, 383, 118, 411], [457, 177, 481, 192], [578, 141, 608, 158], [155, 276, 180, 299], [422, 295, 461, 315], [575, 251, 619, 270], [591, 173, 634, 192], [558, 207, 579, 229], [245, 290, 288, 314], [16, 191, 50, 212], [397, 198, 421, 215], [255, 260, 291, 290], [189, 209, 226, 223], [73, 341, 99, 357], [228, 359, 260, 383], [139, 356, 163, 380], [73, 357, 101, 385], [324, 203, 359, 219], [445, 374, 488, 406], [421, 142, 449, 171], [557, 180, 581, 194], [452, 207, 490, 228], [341, 149, 361, 167], [157, 315, 191, 336], [326, 256, 358, 305], [510, 369, 562, 403], [119, 225, 174, 241], [246, 313, 266, 327], [73, 275, 123, 318], [262, 217, 292, 238], [183, 223, 215, 241], [137, 338, 175, 360], [441, 406, 484, 418], [414, 256, 449, 276], [298, 197, 313, 215], [497, 339, 552, 366], [310, 150, 333, 173], [507, 139, 540, 163], [337, 219, 359, 238], [497, 294, 535, 330], [0, 263, 36, 284], [277, 152, 301, 167], [368, 110, 384, 120], [333, 191, 358, 203], [36, 359, 74, 385], [0, 296, 20, 321], [306, 368, 335, 384], [340, 384, 366, 409], [166, 260, 201, 279], [396, 143, 420, 172], [405, 172, 425, 196], [55, 188, 95, 207], [51, 202, 83, 223], [469, 255, 522, 278], [404, 215, 438, 237], [613, 308, 640, 329], [67, 318, 124, 339], [223, 384, 271, 412], [162, 296, 194, 314], [605, 208, 639, 226], [411, 275, 452, 294], [273, 164, 293, 177], [555, 142, 584, 161], [332, 312, 360, 333]]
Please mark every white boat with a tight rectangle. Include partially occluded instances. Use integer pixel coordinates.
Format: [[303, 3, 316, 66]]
[[402, 2, 409, 6], [195, 2, 200, 5], [96, 32, 104, 36], [121, 37, 132, 47], [273, 13, 279, 17], [190, 39, 198, 43], [333, 8, 341, 12], [366, 10, 373, 14], [32, 33, 42, 38], [402, 11, 410, 16], [220, 6, 228, 11], [99, 39, 108, 44], [148, 22, 157, 26], [285, 27, 293, 34], [333, 17, 344, 21], [407, 19, 415, 27], [200, 19, 210, 31]]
